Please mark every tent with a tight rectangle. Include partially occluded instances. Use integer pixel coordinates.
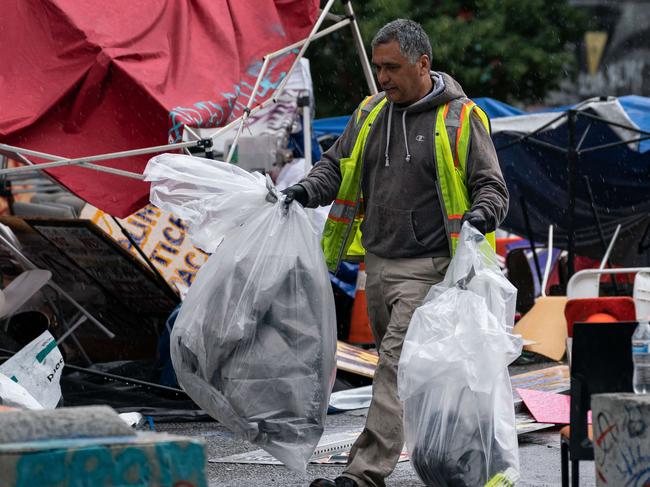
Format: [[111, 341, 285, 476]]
[[0, 0, 321, 217], [313, 95, 650, 267]]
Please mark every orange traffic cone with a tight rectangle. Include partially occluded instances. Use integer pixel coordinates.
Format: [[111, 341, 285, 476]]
[[347, 263, 375, 346]]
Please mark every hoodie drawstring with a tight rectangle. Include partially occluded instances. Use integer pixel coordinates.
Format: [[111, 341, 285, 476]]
[[384, 102, 411, 166], [385, 103, 393, 167], [402, 111, 411, 163]]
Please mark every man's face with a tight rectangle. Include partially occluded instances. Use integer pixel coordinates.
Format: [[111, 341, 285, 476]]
[[372, 41, 430, 105]]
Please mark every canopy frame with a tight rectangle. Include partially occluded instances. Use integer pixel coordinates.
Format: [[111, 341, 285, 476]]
[[0, 0, 377, 185], [495, 100, 650, 278]]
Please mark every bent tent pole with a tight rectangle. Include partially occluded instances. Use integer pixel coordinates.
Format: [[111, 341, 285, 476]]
[[212, 18, 354, 158], [342, 0, 378, 95], [225, 0, 339, 163], [0, 140, 203, 178], [0, 2, 369, 177]]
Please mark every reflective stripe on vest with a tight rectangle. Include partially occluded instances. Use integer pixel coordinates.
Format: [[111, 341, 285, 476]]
[[437, 98, 496, 253], [321, 96, 388, 271], [322, 95, 495, 272]]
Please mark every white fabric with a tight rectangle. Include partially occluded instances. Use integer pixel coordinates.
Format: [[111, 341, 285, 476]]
[[491, 97, 641, 151]]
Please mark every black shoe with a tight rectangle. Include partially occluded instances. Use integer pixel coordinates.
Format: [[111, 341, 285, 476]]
[[335, 477, 359, 487], [309, 477, 358, 487], [309, 480, 336, 487]]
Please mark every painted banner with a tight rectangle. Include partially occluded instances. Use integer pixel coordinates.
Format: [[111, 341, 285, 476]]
[[80, 204, 208, 297]]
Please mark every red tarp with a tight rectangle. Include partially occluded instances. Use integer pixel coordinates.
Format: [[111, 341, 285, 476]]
[[0, 0, 319, 217]]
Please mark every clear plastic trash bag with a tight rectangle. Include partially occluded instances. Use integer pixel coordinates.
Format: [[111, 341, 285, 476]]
[[144, 154, 337, 472], [398, 223, 522, 486]]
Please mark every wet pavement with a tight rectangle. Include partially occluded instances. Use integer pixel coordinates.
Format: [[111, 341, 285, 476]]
[[157, 408, 596, 486]]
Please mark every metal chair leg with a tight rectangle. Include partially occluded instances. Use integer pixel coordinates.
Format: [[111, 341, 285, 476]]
[[572, 459, 580, 487], [561, 441, 569, 487]]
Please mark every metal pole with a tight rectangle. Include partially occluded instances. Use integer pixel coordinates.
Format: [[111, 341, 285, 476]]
[[0, 233, 115, 339], [265, 19, 351, 63], [0, 145, 145, 180], [225, 14, 349, 163], [55, 314, 88, 346], [584, 175, 619, 291], [541, 225, 554, 297], [0, 141, 199, 177], [567, 109, 578, 277], [225, 56, 272, 163], [207, 20, 354, 147], [110, 215, 178, 301], [299, 92, 313, 173], [520, 196, 544, 286], [272, 0, 337, 103], [342, 0, 378, 94], [599, 224, 622, 271]]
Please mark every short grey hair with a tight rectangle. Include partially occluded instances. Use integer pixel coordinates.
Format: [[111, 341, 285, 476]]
[[371, 19, 432, 65]]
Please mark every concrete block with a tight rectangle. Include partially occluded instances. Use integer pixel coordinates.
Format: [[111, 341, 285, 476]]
[[592, 393, 650, 486], [0, 406, 134, 444], [0, 432, 206, 487]]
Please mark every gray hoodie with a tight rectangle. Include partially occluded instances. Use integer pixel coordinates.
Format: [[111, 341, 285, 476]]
[[299, 72, 509, 259]]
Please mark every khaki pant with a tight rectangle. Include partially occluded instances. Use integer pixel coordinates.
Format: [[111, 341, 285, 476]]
[[342, 252, 450, 487]]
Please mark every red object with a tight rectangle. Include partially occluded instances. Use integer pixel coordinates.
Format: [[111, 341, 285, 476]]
[[495, 237, 523, 258], [0, 0, 319, 217], [347, 263, 375, 346], [564, 297, 636, 337]]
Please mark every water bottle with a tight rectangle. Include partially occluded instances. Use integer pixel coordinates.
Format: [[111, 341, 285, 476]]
[[632, 321, 650, 394]]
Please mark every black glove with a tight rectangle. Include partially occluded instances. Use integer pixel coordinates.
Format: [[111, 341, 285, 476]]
[[461, 210, 495, 235], [281, 184, 309, 207]]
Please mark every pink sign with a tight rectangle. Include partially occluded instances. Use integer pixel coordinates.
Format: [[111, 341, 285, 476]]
[[517, 388, 592, 425]]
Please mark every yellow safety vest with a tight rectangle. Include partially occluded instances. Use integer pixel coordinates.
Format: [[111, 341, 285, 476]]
[[321, 94, 496, 272]]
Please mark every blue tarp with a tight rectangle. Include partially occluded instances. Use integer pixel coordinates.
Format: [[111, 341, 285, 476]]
[[313, 95, 650, 265], [313, 97, 524, 137], [314, 96, 650, 148]]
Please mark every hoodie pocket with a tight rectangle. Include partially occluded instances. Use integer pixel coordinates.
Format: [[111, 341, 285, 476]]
[[411, 208, 438, 246], [363, 203, 427, 255]]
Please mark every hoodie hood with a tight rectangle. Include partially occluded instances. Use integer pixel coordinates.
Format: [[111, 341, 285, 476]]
[[396, 71, 467, 113], [384, 72, 466, 166]]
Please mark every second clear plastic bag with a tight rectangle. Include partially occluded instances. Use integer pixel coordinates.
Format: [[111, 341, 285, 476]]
[[145, 154, 337, 472], [398, 223, 522, 486]]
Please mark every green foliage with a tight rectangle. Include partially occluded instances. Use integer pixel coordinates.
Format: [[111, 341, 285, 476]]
[[308, 0, 586, 117]]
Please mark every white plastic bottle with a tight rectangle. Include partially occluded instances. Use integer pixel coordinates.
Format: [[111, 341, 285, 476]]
[[632, 321, 650, 394]]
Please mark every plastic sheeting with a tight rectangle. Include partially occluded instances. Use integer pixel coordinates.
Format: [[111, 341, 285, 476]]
[[399, 223, 522, 486], [0, 331, 63, 409], [145, 154, 337, 472]]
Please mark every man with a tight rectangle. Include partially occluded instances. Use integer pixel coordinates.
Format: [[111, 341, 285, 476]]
[[283, 19, 508, 487]]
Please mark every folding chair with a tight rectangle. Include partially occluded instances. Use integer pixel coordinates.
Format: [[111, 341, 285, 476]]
[[560, 321, 636, 487]]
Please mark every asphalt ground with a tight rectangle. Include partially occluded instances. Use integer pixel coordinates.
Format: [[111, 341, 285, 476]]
[[155, 362, 597, 487], [157, 414, 596, 487]]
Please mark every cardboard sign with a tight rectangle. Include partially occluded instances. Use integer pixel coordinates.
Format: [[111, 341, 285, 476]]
[[80, 204, 208, 296], [517, 388, 592, 425], [336, 341, 378, 378]]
